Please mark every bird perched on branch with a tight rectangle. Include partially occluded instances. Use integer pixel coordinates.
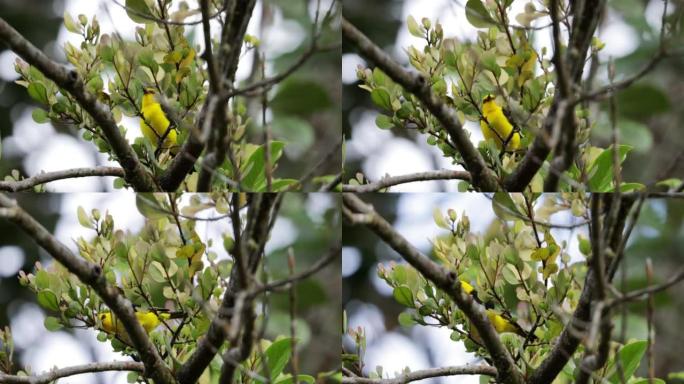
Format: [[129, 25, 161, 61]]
[[98, 309, 185, 346], [458, 279, 532, 343], [140, 88, 179, 156], [480, 94, 521, 152]]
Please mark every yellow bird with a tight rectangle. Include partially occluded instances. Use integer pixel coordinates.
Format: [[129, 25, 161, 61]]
[[485, 309, 526, 336], [98, 310, 182, 345], [176, 231, 205, 282], [140, 88, 178, 155], [470, 309, 528, 346], [480, 95, 521, 151], [460, 279, 475, 295]]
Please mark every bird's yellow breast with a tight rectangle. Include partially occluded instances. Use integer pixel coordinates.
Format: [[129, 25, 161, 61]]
[[140, 93, 177, 151], [480, 101, 520, 151]]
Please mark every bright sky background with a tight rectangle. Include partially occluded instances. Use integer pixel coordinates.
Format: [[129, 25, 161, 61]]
[[0, 192, 334, 383], [343, 193, 593, 384], [342, 0, 668, 192], [0, 0, 317, 191]]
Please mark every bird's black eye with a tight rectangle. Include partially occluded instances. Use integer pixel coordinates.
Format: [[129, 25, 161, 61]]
[[99, 314, 105, 320]]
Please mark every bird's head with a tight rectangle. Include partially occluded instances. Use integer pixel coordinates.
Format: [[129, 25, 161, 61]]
[[143, 87, 155, 95], [482, 94, 496, 104], [99, 312, 112, 328]]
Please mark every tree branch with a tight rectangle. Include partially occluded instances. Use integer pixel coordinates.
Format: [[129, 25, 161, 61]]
[[251, 243, 340, 296], [0, 195, 175, 384], [0, 361, 144, 384], [0, 167, 124, 192], [0, 18, 156, 191], [197, 0, 256, 190], [175, 194, 277, 384], [528, 194, 632, 384], [505, 0, 604, 191], [341, 365, 497, 384], [342, 170, 470, 193], [608, 267, 684, 307], [342, 18, 499, 191], [342, 193, 524, 384]]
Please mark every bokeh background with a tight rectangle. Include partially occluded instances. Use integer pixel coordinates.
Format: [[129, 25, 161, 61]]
[[342, 194, 684, 383], [0, 0, 341, 191], [0, 192, 341, 383], [342, 0, 684, 191]]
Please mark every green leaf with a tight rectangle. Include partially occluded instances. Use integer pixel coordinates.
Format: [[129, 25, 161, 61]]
[[481, 50, 501, 77], [398, 311, 414, 327], [608, 340, 647, 383], [138, 47, 159, 73], [97, 331, 108, 342], [616, 84, 669, 120], [270, 117, 314, 158], [37, 290, 60, 311], [393, 285, 414, 307], [407, 16, 423, 38], [593, 117, 653, 153], [77, 206, 92, 228], [31, 108, 49, 124], [588, 145, 632, 192], [86, 76, 104, 93], [370, 88, 392, 111], [27, 82, 49, 105], [127, 371, 140, 383], [135, 194, 167, 219], [270, 79, 332, 116], [125, 0, 154, 24], [113, 178, 126, 189], [240, 141, 286, 190], [263, 338, 293, 381], [64, 12, 81, 33], [610, 182, 645, 192], [35, 270, 50, 289], [491, 192, 521, 220], [375, 114, 394, 130], [432, 207, 449, 229], [465, 0, 497, 28], [44, 316, 63, 331]]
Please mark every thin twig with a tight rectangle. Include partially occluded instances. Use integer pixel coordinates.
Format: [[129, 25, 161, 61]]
[[0, 361, 144, 384], [342, 170, 470, 193], [340, 365, 497, 384], [0, 167, 124, 192]]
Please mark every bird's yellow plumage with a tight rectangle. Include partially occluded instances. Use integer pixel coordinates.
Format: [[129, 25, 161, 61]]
[[470, 309, 527, 345], [480, 95, 520, 151], [485, 309, 525, 336], [460, 280, 475, 295], [97, 310, 182, 346], [140, 89, 178, 154], [175, 231, 205, 281], [98, 310, 169, 335]]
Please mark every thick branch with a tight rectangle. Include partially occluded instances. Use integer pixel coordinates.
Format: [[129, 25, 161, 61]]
[[175, 194, 277, 384], [505, 0, 603, 191], [342, 170, 471, 193], [0, 167, 124, 192], [0, 361, 144, 384], [342, 193, 524, 384], [341, 365, 497, 384], [342, 18, 499, 191], [528, 195, 632, 384], [0, 195, 174, 384], [0, 18, 156, 191], [197, 0, 256, 190]]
